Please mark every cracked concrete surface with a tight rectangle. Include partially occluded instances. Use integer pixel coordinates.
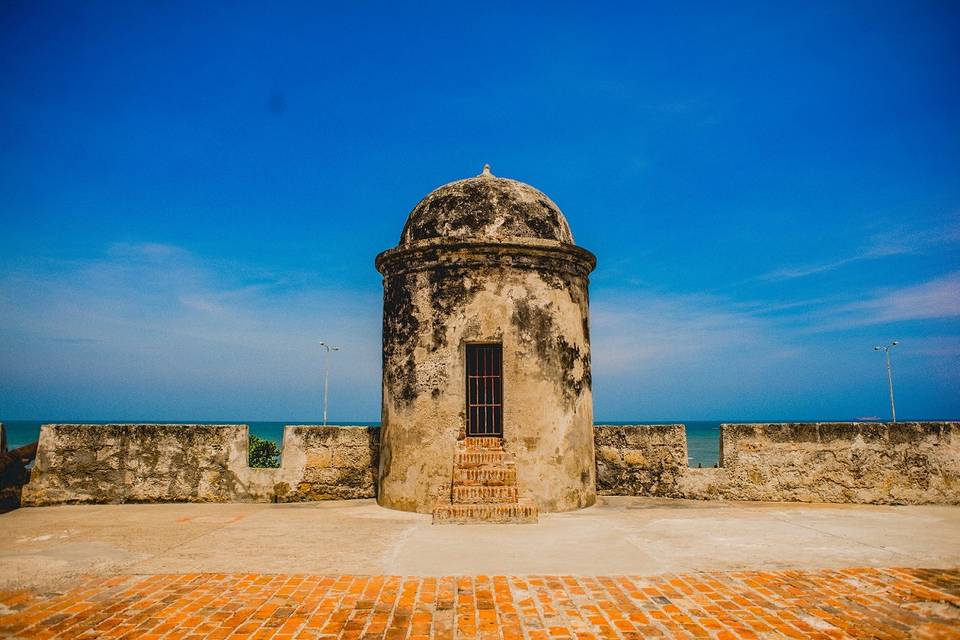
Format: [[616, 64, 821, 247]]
[[1, 497, 957, 591]]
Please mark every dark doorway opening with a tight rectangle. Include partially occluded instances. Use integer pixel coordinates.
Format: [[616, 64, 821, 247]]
[[465, 343, 503, 437]]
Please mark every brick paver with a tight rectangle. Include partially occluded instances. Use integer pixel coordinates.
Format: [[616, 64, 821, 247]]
[[0, 568, 957, 639]]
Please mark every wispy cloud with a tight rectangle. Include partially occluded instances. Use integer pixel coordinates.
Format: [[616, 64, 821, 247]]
[[592, 291, 788, 374], [589, 288, 818, 419], [759, 221, 960, 281], [809, 271, 960, 331], [590, 271, 960, 418], [1, 242, 957, 421], [0, 243, 382, 420]]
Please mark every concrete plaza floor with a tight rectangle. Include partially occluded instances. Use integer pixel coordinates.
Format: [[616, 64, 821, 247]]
[[2, 498, 960, 638], [2, 497, 958, 591]]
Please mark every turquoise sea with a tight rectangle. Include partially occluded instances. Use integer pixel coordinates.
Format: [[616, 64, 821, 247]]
[[2, 420, 723, 467]]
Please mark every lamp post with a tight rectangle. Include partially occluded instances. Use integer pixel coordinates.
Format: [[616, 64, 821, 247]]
[[873, 341, 899, 423], [319, 341, 339, 427]]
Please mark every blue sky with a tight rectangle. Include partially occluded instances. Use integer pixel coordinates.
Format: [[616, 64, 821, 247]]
[[1, 1, 958, 421]]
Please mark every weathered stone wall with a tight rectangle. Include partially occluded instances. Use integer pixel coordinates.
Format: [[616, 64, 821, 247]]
[[22, 421, 958, 507], [0, 422, 14, 509], [595, 422, 960, 505], [682, 422, 960, 505], [377, 241, 596, 513], [275, 425, 379, 502], [595, 425, 687, 497], [21, 424, 379, 507], [22, 424, 260, 505], [1, 441, 38, 510]]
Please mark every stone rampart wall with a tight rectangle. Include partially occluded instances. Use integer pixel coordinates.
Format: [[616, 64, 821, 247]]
[[18, 421, 960, 507], [0, 422, 13, 509], [21, 424, 379, 507], [689, 422, 958, 504], [275, 425, 379, 502], [22, 424, 259, 505], [597, 422, 959, 505], [595, 425, 687, 497]]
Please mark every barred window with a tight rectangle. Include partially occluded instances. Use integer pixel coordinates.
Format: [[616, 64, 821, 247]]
[[465, 344, 503, 437]]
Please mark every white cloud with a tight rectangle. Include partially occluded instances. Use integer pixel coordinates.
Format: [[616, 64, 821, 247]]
[[809, 271, 960, 332], [1, 243, 957, 421], [590, 277, 960, 419], [758, 221, 960, 281], [591, 291, 784, 374], [589, 288, 817, 419], [846, 271, 960, 322], [0, 243, 382, 420]]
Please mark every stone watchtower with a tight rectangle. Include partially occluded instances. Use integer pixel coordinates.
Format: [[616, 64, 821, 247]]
[[375, 166, 596, 521]]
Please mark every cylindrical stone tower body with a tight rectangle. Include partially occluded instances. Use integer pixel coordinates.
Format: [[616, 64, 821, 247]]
[[375, 167, 596, 513]]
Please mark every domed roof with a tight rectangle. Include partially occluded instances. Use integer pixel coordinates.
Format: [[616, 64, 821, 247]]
[[400, 165, 574, 246]]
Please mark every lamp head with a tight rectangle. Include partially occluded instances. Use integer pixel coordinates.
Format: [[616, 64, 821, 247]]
[[892, 340, 899, 346], [874, 346, 881, 351]]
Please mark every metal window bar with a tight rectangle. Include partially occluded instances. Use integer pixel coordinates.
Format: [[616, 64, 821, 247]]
[[466, 344, 503, 436]]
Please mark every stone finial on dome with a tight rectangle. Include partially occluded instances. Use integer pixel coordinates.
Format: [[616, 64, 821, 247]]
[[399, 169, 575, 246]]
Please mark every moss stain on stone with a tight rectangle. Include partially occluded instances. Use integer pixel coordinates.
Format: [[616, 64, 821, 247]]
[[383, 274, 420, 407], [511, 297, 590, 408]]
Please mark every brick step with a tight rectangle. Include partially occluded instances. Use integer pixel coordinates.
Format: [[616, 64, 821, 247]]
[[461, 437, 504, 450], [452, 485, 519, 504], [432, 499, 538, 524], [454, 449, 508, 468], [452, 466, 516, 486]]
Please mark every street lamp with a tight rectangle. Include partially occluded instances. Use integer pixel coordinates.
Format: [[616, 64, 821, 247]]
[[319, 341, 339, 427], [873, 341, 899, 423]]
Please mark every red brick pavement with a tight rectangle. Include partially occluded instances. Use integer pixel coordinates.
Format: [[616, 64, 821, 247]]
[[0, 568, 958, 639]]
